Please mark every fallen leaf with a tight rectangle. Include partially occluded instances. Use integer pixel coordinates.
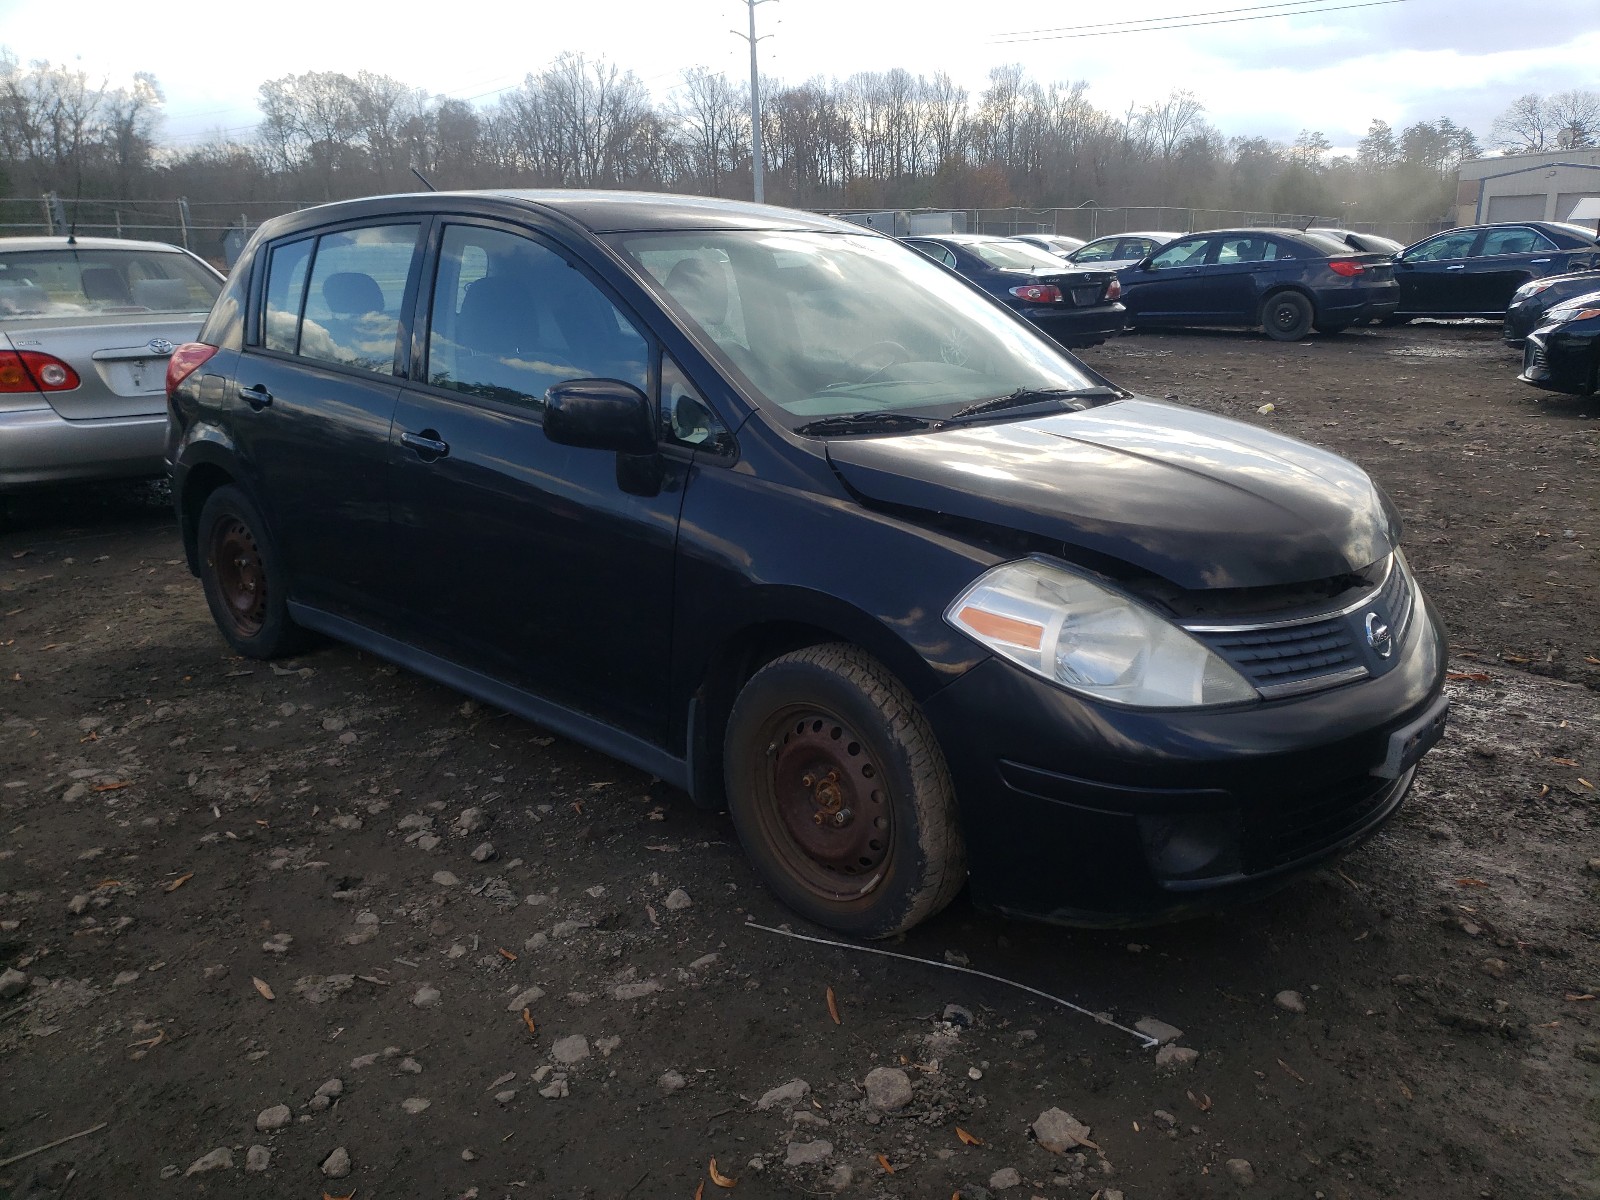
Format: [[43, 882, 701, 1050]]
[[251, 976, 275, 1000], [1398, 1079, 1413, 1100], [93, 879, 121, 890], [709, 1155, 739, 1187], [498, 947, 517, 961], [1185, 1089, 1212, 1112], [1535, 1020, 1561, 1029], [1446, 671, 1491, 682], [1454, 877, 1488, 888], [571, 800, 584, 816], [128, 1030, 165, 1049], [1551, 757, 1579, 767], [1565, 993, 1597, 1002], [522, 1008, 537, 1035], [1277, 1058, 1307, 1084], [694, 1183, 704, 1200], [1501, 653, 1530, 664], [1585, 656, 1600, 666], [1539, 785, 1550, 798], [164, 872, 194, 893], [1578, 778, 1595, 791], [92, 781, 130, 792], [825, 986, 841, 1026], [956, 1127, 983, 1146], [876, 1154, 895, 1174]]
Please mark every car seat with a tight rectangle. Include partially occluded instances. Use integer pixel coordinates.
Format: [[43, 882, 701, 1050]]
[[80, 266, 133, 305]]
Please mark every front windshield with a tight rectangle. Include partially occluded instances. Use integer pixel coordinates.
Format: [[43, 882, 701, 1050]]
[[0, 249, 221, 319], [609, 230, 1097, 421], [969, 240, 1064, 270]]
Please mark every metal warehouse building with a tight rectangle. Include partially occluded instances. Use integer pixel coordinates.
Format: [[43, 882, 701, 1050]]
[[1456, 148, 1600, 227]]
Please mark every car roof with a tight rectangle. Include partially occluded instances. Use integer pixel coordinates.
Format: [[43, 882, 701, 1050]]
[[255, 190, 864, 239], [1409, 221, 1600, 248], [1083, 230, 1183, 242], [0, 235, 197, 254]]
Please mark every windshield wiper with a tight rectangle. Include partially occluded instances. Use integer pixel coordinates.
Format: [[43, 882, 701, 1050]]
[[795, 411, 935, 436], [950, 385, 1123, 421]]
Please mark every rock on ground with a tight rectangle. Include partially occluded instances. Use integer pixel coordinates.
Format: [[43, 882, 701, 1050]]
[[664, 888, 693, 910], [1134, 1016, 1184, 1044], [551, 1034, 590, 1064], [255, 1103, 291, 1132], [864, 1066, 914, 1111], [322, 1146, 352, 1177], [185, 1148, 234, 1175], [402, 1097, 431, 1114], [1226, 1158, 1256, 1185], [412, 984, 442, 1008], [245, 1145, 270, 1173], [1031, 1107, 1092, 1153], [1156, 1044, 1200, 1070], [990, 1166, 1023, 1189], [784, 1139, 832, 1166], [0, 967, 28, 999], [1275, 989, 1307, 1013], [507, 984, 546, 1011], [758, 1079, 810, 1110], [660, 1069, 687, 1092]]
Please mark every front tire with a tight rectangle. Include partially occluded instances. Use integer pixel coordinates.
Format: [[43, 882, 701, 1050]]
[[1262, 291, 1313, 341], [724, 644, 966, 937], [197, 484, 310, 659]]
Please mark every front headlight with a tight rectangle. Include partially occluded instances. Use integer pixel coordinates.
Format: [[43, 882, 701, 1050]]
[[1516, 279, 1558, 299], [946, 558, 1257, 708]]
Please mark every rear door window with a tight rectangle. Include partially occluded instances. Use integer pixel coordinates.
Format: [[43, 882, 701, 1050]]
[[1480, 227, 1555, 256], [424, 224, 649, 413], [298, 225, 421, 374], [1407, 231, 1478, 262], [263, 238, 313, 353]]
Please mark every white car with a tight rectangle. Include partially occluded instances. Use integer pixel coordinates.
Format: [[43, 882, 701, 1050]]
[[0, 236, 224, 515]]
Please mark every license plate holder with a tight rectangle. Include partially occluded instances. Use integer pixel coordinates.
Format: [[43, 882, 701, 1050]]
[[1371, 694, 1449, 779]]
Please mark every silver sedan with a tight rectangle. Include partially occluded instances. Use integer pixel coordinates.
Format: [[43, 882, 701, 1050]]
[[1, 236, 224, 506]]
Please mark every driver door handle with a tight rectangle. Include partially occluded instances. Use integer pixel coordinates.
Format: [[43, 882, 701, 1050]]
[[1445, 265, 1466, 271], [400, 430, 450, 458], [238, 384, 273, 409]]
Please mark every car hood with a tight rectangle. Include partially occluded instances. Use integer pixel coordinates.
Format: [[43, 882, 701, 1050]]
[[825, 398, 1395, 589]]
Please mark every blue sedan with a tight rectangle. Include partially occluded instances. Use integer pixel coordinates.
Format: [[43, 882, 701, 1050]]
[[1393, 221, 1600, 321], [903, 234, 1126, 348], [1116, 227, 1400, 340]]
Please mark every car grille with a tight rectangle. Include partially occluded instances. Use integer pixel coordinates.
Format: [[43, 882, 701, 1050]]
[[1241, 770, 1407, 874], [1192, 617, 1361, 694], [1525, 341, 1548, 372], [1184, 554, 1414, 698]]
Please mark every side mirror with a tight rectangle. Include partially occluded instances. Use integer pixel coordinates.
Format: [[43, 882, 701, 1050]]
[[544, 379, 655, 455], [1138, 257, 1155, 270]]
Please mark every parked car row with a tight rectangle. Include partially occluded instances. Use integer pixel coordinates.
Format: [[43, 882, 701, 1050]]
[[950, 219, 1600, 348]]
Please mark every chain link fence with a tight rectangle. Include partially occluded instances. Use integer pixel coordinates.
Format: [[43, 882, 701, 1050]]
[[0, 196, 317, 268], [4, 195, 1456, 264]]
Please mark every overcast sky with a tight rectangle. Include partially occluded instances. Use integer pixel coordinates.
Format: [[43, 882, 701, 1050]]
[[2, 0, 1596, 155]]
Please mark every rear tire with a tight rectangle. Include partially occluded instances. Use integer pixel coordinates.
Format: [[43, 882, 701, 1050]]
[[724, 643, 966, 937], [197, 484, 311, 659], [1261, 291, 1313, 341]]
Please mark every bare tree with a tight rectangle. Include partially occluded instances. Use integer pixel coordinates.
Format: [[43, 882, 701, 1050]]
[[673, 67, 747, 194], [1548, 89, 1600, 149], [1491, 93, 1550, 152]]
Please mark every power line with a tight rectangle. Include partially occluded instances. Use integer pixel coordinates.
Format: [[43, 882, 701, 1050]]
[[991, 0, 1388, 39], [988, 0, 1416, 44]]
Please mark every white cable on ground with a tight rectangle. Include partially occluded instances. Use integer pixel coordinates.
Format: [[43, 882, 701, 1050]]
[[745, 919, 1161, 1050]]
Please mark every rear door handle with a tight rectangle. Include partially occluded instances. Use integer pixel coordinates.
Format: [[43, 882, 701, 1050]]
[[1530, 258, 1551, 264], [239, 384, 273, 409], [1445, 265, 1466, 271], [400, 430, 450, 458]]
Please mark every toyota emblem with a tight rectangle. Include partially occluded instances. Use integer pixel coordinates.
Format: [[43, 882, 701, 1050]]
[[1365, 612, 1393, 658], [147, 337, 176, 355]]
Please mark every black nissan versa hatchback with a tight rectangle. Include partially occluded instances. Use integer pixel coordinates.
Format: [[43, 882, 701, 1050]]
[[167, 191, 1449, 936]]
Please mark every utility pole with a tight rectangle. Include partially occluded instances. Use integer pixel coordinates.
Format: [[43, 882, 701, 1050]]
[[732, 0, 776, 204]]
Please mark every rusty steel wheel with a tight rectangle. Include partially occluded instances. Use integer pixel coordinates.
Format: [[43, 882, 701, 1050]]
[[196, 484, 310, 659], [725, 643, 966, 937], [208, 515, 268, 639], [756, 704, 895, 900]]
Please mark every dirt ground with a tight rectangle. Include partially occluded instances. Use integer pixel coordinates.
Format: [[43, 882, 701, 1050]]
[[1, 323, 1597, 1200]]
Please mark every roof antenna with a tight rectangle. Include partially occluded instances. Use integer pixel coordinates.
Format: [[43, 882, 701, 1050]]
[[411, 167, 437, 193]]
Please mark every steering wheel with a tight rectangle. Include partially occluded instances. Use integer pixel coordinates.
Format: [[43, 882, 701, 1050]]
[[851, 340, 913, 384]]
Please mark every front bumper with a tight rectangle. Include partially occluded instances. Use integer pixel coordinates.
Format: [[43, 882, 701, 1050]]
[[920, 581, 1448, 926], [1520, 327, 1598, 396], [1025, 301, 1127, 348], [0, 406, 167, 490]]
